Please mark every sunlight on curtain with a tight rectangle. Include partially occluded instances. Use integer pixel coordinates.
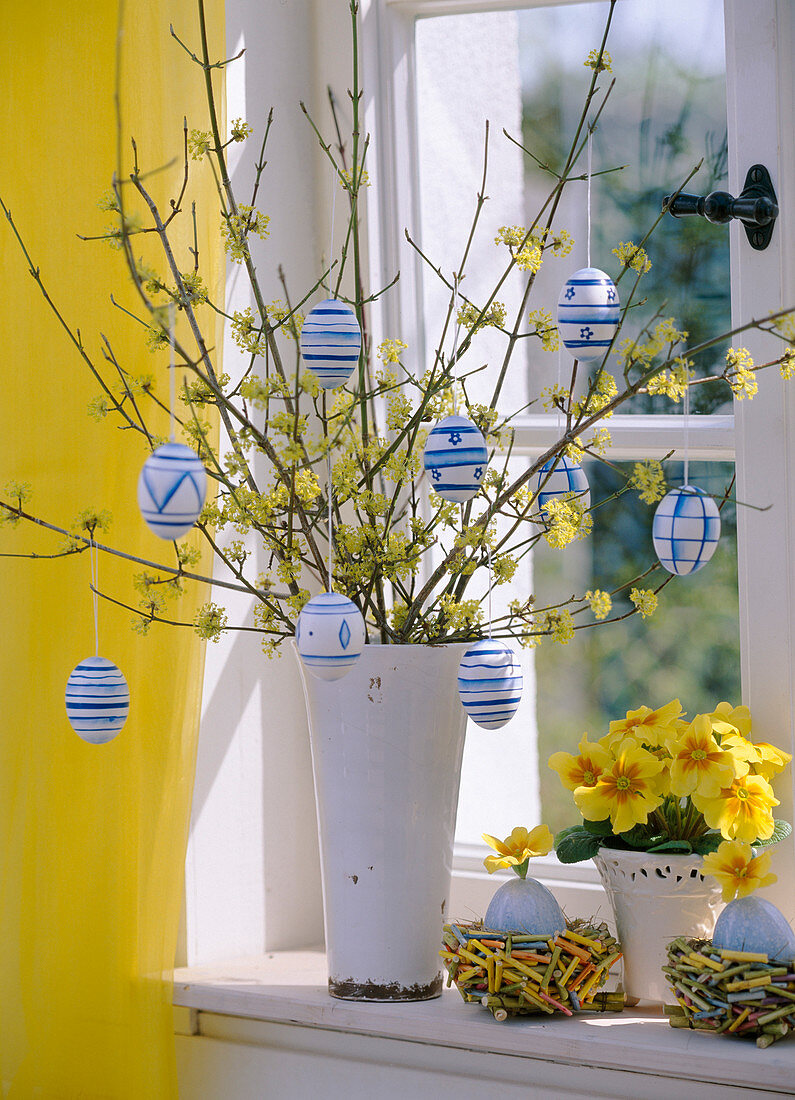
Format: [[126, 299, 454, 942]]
[[0, 1, 223, 1095]]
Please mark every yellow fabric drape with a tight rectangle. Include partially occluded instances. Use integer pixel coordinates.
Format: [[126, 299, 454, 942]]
[[0, 1, 223, 1095]]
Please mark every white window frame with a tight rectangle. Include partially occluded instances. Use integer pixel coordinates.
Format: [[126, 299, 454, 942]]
[[361, 0, 795, 915]]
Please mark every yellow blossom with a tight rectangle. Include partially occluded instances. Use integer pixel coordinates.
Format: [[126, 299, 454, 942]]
[[630, 460, 667, 505], [709, 701, 753, 740], [377, 338, 408, 364], [537, 608, 576, 645], [574, 737, 664, 834], [750, 741, 793, 780], [549, 733, 612, 792], [669, 714, 738, 798], [585, 589, 611, 620], [527, 308, 560, 352], [630, 587, 657, 619], [693, 773, 778, 842], [701, 839, 777, 902], [482, 824, 554, 875], [612, 240, 651, 274], [726, 347, 757, 399], [780, 348, 795, 380], [456, 300, 506, 332], [604, 699, 684, 750], [584, 48, 612, 72], [646, 358, 693, 402], [542, 497, 592, 549]]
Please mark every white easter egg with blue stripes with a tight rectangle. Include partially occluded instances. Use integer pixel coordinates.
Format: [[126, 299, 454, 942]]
[[423, 414, 488, 502], [300, 298, 361, 389], [534, 454, 590, 516], [557, 267, 619, 362], [458, 639, 522, 730], [138, 442, 207, 540], [65, 656, 129, 744], [652, 485, 721, 575], [296, 592, 366, 681]]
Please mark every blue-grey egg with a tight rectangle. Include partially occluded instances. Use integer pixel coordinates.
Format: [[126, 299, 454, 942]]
[[652, 485, 721, 575], [484, 877, 565, 936], [713, 895, 795, 963], [65, 656, 129, 744]]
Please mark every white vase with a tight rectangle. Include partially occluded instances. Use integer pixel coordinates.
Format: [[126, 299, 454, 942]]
[[296, 641, 468, 1000], [593, 848, 725, 1003]]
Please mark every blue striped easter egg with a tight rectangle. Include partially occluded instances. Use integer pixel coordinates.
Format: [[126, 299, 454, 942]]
[[138, 442, 207, 540], [296, 592, 366, 681], [299, 298, 362, 389], [557, 267, 619, 362], [652, 485, 721, 575], [423, 414, 488, 502], [458, 639, 522, 730], [534, 454, 590, 516], [65, 656, 129, 744]]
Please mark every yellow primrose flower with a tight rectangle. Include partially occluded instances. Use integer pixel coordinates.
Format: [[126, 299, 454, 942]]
[[604, 699, 684, 750], [482, 825, 554, 875], [549, 733, 613, 792], [693, 773, 779, 842], [574, 738, 664, 834], [751, 741, 793, 780], [701, 839, 777, 902], [669, 714, 738, 799], [709, 701, 753, 740]]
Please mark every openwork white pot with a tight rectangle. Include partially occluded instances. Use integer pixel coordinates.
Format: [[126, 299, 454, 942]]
[[296, 642, 468, 1001], [593, 848, 725, 1002]]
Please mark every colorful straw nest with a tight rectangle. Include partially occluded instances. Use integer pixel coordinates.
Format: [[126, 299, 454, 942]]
[[664, 937, 795, 1047], [440, 918, 625, 1021]]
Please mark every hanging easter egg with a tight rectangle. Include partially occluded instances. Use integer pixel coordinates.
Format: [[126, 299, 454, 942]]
[[458, 638, 522, 730], [652, 485, 721, 575], [137, 442, 207, 540], [296, 592, 366, 681], [484, 876, 565, 937], [299, 298, 362, 389], [65, 656, 130, 745], [713, 896, 795, 963], [533, 454, 590, 516], [557, 267, 620, 361], [423, 414, 488, 502]]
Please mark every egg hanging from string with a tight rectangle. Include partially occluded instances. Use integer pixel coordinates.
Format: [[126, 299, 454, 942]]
[[557, 267, 619, 362], [299, 298, 362, 389], [458, 638, 522, 730], [423, 414, 488, 502], [65, 656, 130, 745], [138, 442, 207, 540], [296, 592, 366, 681], [533, 454, 590, 517], [652, 485, 721, 575]]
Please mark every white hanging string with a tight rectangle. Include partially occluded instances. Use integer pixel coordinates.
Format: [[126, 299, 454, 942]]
[[487, 544, 493, 640], [328, 170, 337, 298], [327, 449, 333, 592], [450, 275, 462, 416], [586, 128, 593, 270], [90, 538, 99, 657], [168, 301, 176, 443], [683, 378, 691, 487]]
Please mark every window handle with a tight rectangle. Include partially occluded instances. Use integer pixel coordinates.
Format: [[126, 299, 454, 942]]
[[662, 164, 778, 250]]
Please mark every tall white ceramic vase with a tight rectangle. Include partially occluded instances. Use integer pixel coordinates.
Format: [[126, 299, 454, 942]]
[[594, 849, 725, 1002], [297, 642, 468, 1000]]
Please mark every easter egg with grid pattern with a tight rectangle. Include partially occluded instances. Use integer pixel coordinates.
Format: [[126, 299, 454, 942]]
[[299, 298, 362, 389], [457, 639, 522, 730], [137, 442, 207, 540], [296, 592, 366, 681], [65, 656, 129, 744], [652, 485, 721, 575], [557, 267, 620, 362], [533, 454, 590, 516], [423, 414, 488, 502]]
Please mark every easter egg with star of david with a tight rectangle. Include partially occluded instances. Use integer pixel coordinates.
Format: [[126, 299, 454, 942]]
[[299, 298, 362, 389], [422, 414, 488, 502], [137, 442, 207, 540], [652, 485, 721, 575], [65, 656, 130, 744], [557, 267, 620, 362], [457, 638, 522, 730], [533, 454, 590, 517], [296, 592, 366, 681]]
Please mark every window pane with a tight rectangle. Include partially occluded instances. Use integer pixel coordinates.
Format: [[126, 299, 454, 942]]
[[536, 460, 740, 836]]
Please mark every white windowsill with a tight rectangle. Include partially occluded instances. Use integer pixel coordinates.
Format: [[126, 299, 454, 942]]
[[174, 948, 795, 1096]]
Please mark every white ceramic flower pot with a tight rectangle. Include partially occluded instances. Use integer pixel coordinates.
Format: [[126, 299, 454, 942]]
[[594, 848, 725, 1002], [296, 641, 468, 1000]]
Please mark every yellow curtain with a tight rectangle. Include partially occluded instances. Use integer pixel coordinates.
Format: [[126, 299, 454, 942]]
[[0, 1, 223, 1095]]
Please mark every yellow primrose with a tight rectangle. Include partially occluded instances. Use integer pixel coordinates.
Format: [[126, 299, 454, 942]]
[[701, 839, 777, 902], [549, 733, 612, 792], [604, 699, 684, 749], [574, 738, 664, 835], [709, 701, 753, 740], [751, 740, 793, 780], [669, 714, 737, 799], [482, 824, 554, 875], [693, 773, 779, 842]]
